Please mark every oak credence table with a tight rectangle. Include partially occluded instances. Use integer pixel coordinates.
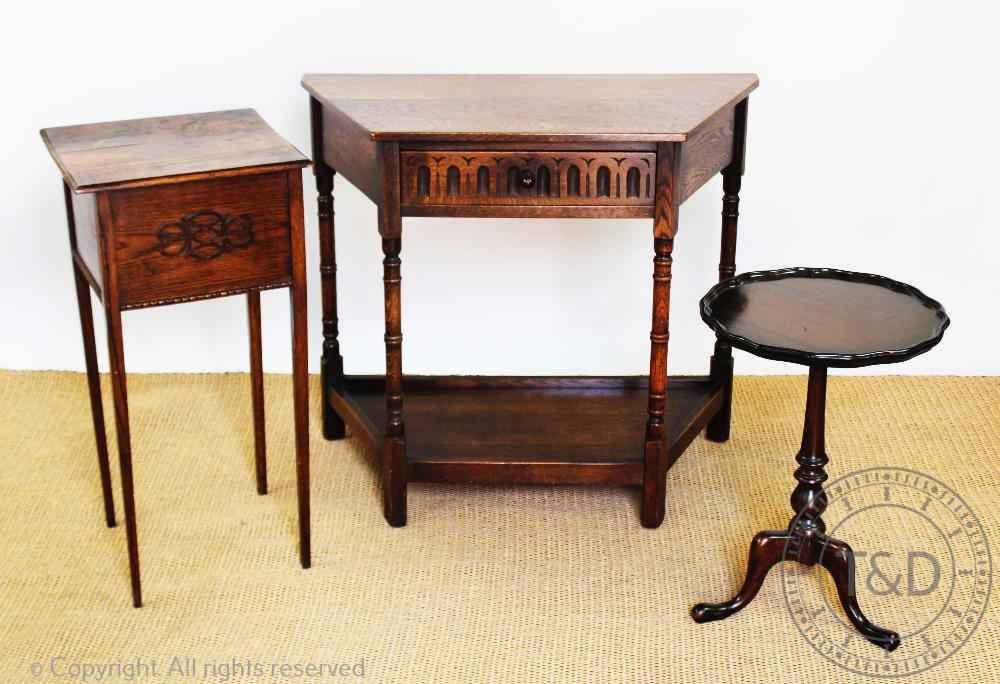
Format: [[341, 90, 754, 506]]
[[302, 74, 758, 527]]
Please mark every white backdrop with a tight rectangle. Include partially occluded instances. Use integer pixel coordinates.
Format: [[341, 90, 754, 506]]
[[2, 0, 997, 376]]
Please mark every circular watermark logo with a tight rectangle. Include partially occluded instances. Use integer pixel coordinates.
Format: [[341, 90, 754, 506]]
[[782, 468, 991, 677]]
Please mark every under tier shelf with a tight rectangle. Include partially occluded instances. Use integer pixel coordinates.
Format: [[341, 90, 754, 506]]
[[328, 375, 723, 486]]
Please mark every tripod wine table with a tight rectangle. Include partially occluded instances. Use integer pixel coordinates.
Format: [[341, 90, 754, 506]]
[[691, 267, 950, 650], [303, 74, 758, 527]]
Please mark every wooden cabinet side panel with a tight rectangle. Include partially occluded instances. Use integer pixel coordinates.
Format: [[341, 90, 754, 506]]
[[71, 191, 103, 290], [321, 106, 380, 203], [679, 107, 735, 203]]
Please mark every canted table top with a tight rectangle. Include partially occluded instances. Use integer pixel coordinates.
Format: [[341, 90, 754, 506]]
[[301, 74, 758, 142], [700, 268, 950, 368], [40, 109, 309, 193]]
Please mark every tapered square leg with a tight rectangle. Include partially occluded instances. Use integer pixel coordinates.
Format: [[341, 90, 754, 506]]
[[291, 284, 311, 568], [247, 292, 267, 495], [102, 300, 141, 608], [288, 171, 311, 569], [64, 181, 116, 528], [72, 262, 116, 528]]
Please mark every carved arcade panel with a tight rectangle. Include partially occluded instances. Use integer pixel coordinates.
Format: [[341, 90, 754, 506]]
[[400, 151, 656, 207]]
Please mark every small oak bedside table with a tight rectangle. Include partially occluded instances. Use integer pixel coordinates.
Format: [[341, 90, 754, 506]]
[[41, 109, 312, 606]]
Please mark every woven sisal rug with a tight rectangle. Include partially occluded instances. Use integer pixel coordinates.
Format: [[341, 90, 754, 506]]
[[0, 371, 996, 682]]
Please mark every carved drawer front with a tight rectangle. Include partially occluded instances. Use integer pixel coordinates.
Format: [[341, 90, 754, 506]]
[[108, 172, 293, 309], [400, 151, 656, 207]]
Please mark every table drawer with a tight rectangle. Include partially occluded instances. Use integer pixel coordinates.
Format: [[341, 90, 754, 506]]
[[400, 151, 656, 207], [108, 172, 293, 308]]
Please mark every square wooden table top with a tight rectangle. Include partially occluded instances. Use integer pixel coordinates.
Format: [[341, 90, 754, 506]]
[[40, 109, 309, 193], [301, 73, 759, 143]]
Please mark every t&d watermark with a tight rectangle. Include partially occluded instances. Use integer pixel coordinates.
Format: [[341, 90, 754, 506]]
[[783, 467, 991, 677]]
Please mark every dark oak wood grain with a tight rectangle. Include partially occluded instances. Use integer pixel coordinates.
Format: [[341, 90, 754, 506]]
[[43, 110, 312, 605], [400, 150, 656, 208], [41, 109, 308, 192], [69, 190, 102, 291], [642, 141, 682, 526], [401, 141, 658, 152], [306, 74, 757, 527], [247, 291, 267, 495], [65, 181, 115, 529], [401, 205, 654, 219], [706, 97, 748, 442], [679, 106, 735, 203], [311, 97, 347, 442], [335, 376, 722, 485], [301, 74, 758, 142], [286, 169, 311, 569], [96, 191, 141, 606], [379, 143, 406, 526], [109, 172, 293, 309], [316, 96, 381, 203]]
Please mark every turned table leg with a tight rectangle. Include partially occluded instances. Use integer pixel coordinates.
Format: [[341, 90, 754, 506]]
[[642, 235, 673, 527], [706, 97, 747, 443], [642, 141, 681, 528], [705, 167, 740, 442], [381, 234, 406, 527], [379, 141, 407, 527], [692, 366, 901, 651], [311, 97, 346, 441]]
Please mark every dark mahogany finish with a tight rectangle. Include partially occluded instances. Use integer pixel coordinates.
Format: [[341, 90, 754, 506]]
[[303, 74, 758, 527], [701, 268, 950, 367], [692, 268, 949, 651], [41, 110, 312, 606]]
